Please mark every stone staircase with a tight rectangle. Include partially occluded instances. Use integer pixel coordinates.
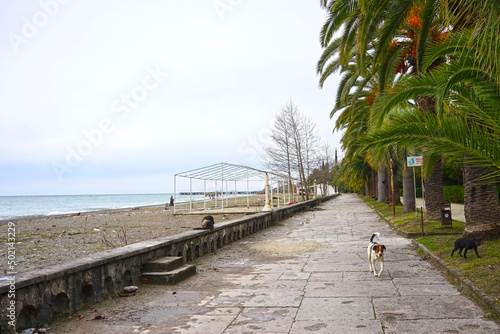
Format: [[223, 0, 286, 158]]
[[141, 256, 196, 285]]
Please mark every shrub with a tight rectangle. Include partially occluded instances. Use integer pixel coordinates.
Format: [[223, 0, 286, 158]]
[[443, 185, 464, 203]]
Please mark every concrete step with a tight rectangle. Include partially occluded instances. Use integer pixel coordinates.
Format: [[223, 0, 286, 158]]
[[142, 264, 197, 285], [143, 256, 184, 272]]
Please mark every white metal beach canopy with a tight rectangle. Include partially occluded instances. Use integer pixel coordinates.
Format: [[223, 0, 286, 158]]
[[173, 162, 293, 213]]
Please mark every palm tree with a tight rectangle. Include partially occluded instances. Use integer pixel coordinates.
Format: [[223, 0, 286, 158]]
[[337, 155, 373, 193], [318, 0, 444, 211], [361, 68, 500, 238], [318, 15, 395, 202], [421, 28, 500, 238], [317, 1, 500, 237], [371, 1, 452, 219]]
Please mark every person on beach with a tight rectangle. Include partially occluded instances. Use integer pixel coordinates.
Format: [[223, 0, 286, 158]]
[[165, 196, 174, 210]]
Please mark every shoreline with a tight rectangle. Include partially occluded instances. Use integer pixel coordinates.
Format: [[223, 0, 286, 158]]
[[0, 204, 164, 225], [0, 198, 209, 224], [0, 195, 268, 274], [1, 206, 246, 274], [0, 194, 258, 223]]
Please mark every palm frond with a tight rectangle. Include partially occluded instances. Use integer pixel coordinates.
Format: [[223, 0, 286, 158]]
[[317, 38, 341, 75], [375, 0, 413, 66], [416, 0, 437, 72], [359, 110, 500, 179]]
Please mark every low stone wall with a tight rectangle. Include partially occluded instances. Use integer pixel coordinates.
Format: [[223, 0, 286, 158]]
[[0, 195, 336, 333]]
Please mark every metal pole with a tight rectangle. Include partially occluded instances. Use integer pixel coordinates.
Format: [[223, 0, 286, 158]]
[[421, 206, 424, 236], [270, 174, 274, 209], [288, 179, 291, 203], [283, 181, 286, 206], [277, 179, 280, 208], [413, 167, 417, 217], [189, 177, 192, 212], [421, 166, 425, 210], [221, 164, 224, 211], [174, 174, 177, 214], [296, 182, 299, 202], [204, 179, 206, 211], [246, 168, 250, 209], [389, 158, 395, 217], [215, 179, 217, 208]]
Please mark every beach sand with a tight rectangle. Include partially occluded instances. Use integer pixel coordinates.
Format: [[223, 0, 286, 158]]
[[1, 204, 253, 274]]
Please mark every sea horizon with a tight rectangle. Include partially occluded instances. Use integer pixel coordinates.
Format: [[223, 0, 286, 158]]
[[0, 192, 260, 221], [0, 192, 200, 221]]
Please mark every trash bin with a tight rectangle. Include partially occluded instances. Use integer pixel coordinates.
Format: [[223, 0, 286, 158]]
[[441, 202, 452, 227]]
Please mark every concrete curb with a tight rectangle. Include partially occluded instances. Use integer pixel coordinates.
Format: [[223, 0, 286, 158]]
[[413, 240, 500, 320]]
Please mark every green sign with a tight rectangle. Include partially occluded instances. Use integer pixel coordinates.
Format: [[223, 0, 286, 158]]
[[407, 156, 423, 167]]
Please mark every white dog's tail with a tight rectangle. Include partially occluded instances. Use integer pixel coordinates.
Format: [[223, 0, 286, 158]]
[[370, 232, 380, 242]]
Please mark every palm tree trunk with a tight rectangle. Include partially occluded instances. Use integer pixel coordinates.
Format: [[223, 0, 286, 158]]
[[391, 162, 402, 206], [463, 164, 500, 240], [417, 95, 445, 219], [424, 158, 445, 220], [403, 166, 416, 213], [378, 168, 388, 203], [371, 169, 378, 199]]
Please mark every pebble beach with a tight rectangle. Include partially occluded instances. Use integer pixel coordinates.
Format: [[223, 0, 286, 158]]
[[1, 205, 249, 274]]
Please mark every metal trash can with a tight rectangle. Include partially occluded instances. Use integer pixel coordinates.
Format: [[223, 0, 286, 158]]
[[441, 202, 452, 227]]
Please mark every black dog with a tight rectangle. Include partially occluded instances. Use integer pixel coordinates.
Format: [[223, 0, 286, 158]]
[[193, 215, 215, 230], [451, 238, 481, 259]]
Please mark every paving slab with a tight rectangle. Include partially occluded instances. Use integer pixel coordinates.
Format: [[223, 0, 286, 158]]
[[295, 297, 375, 321], [290, 320, 383, 334], [305, 280, 398, 298], [49, 194, 500, 333], [224, 307, 297, 333], [373, 295, 484, 320], [309, 272, 344, 282], [395, 282, 461, 296], [170, 313, 238, 334], [383, 318, 500, 334]]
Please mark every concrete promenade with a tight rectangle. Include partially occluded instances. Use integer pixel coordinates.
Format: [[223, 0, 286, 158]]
[[51, 194, 499, 333]]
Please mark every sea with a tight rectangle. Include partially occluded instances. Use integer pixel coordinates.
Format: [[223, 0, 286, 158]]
[[0, 193, 206, 221]]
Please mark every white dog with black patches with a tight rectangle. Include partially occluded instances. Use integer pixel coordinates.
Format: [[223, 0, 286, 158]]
[[367, 232, 386, 277]]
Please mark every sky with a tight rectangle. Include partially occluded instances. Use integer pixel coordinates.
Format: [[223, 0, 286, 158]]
[[0, 0, 342, 196]]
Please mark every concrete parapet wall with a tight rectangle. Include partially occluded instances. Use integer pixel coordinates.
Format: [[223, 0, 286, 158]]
[[0, 195, 336, 333]]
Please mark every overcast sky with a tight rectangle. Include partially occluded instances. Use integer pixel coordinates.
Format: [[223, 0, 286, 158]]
[[0, 0, 342, 196]]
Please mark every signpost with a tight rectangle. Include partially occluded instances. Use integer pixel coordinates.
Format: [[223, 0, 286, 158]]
[[389, 159, 395, 217], [407, 156, 423, 216]]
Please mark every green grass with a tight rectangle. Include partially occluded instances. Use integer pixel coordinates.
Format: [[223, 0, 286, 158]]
[[364, 197, 465, 234], [418, 235, 500, 305], [361, 195, 500, 310]]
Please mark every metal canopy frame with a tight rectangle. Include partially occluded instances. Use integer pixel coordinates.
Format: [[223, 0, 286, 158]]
[[176, 162, 271, 181], [173, 162, 294, 213]]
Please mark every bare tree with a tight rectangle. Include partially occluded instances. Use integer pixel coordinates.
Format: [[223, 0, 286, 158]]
[[262, 100, 320, 200], [262, 104, 295, 193], [301, 115, 320, 191], [310, 141, 335, 196]]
